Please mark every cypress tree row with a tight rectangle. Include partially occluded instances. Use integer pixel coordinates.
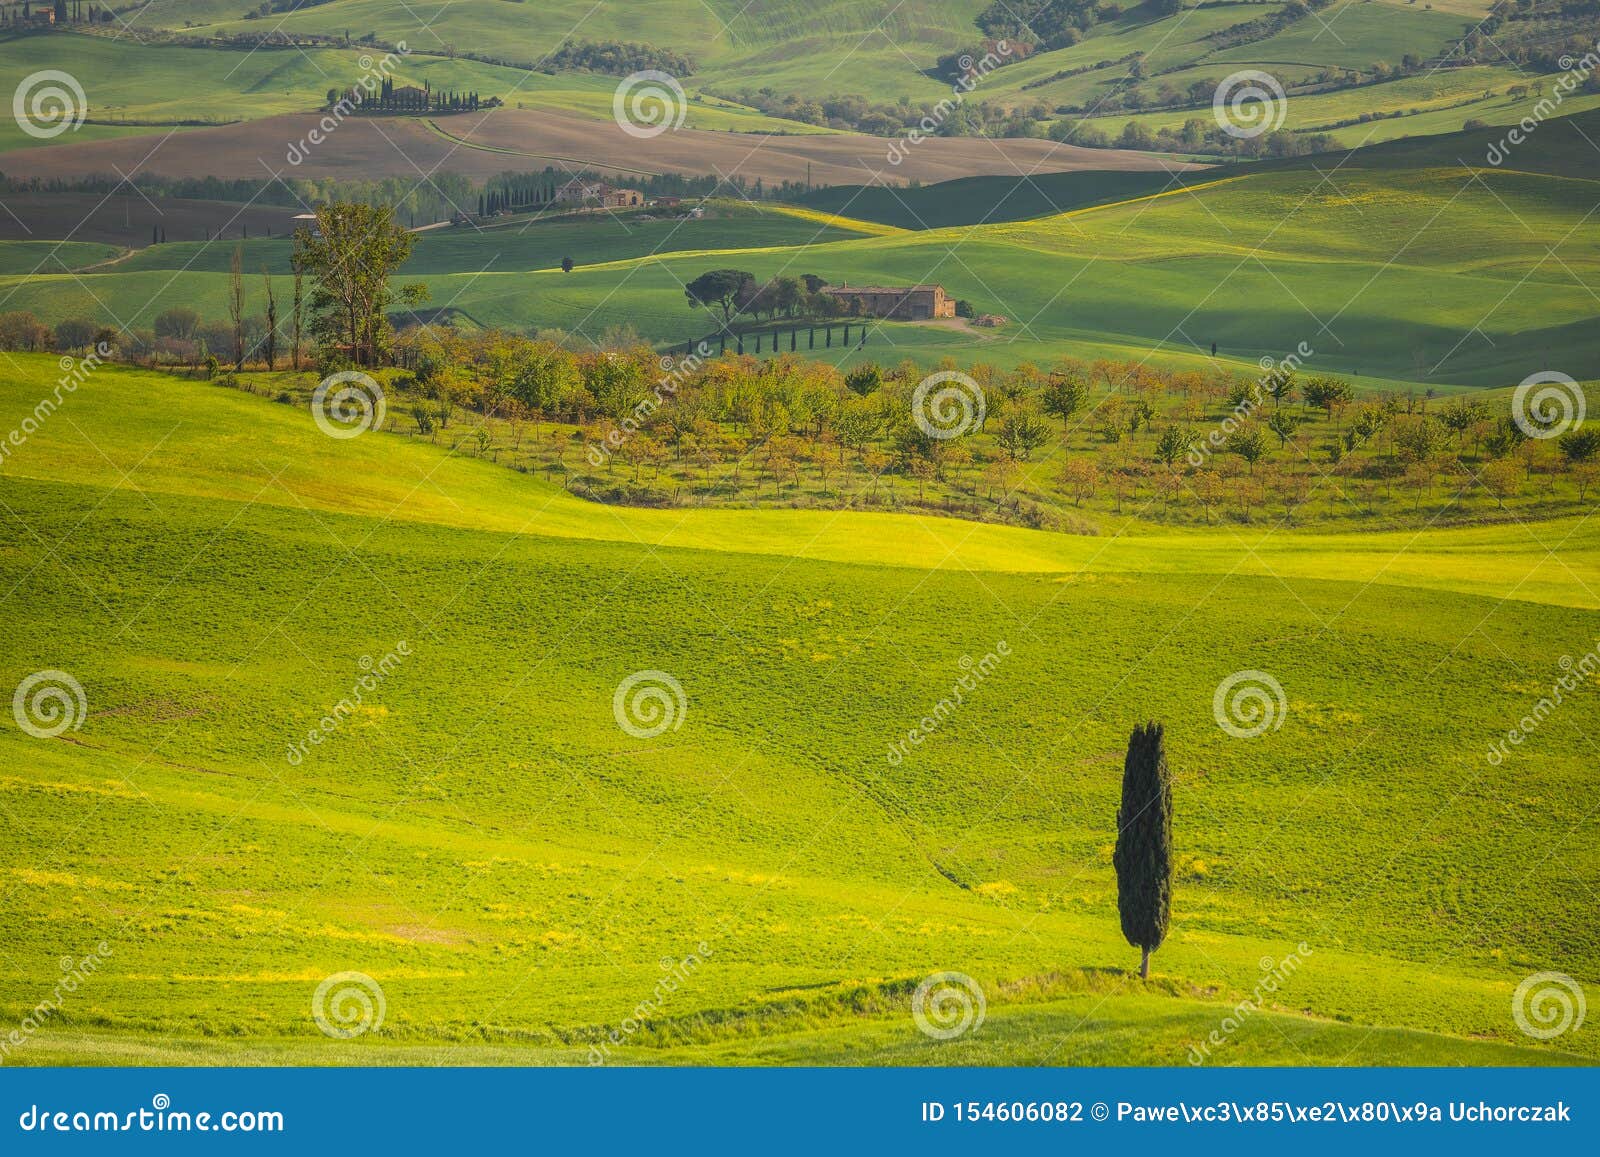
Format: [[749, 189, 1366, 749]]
[[1113, 721, 1173, 979]]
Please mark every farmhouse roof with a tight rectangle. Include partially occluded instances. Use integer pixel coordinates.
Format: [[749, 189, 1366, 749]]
[[822, 283, 944, 294]]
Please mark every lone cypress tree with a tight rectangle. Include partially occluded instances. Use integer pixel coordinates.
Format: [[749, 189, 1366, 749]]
[[1113, 721, 1173, 979]]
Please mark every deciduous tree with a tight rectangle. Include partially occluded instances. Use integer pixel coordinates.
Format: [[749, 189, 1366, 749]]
[[1558, 428, 1600, 465], [1153, 425, 1188, 466], [995, 405, 1051, 461], [1042, 374, 1088, 426], [292, 202, 426, 368], [1059, 456, 1098, 506], [1225, 425, 1269, 472], [227, 245, 245, 370]]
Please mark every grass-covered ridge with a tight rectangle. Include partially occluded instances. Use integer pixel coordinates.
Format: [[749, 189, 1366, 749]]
[[2, 358, 1597, 606], [10, 125, 1591, 384], [0, 30, 835, 157], [5, 0, 1539, 156], [0, 353, 1596, 1065]]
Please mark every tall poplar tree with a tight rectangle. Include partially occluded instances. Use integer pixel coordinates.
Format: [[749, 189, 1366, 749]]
[[290, 260, 304, 372], [227, 245, 245, 371], [261, 266, 277, 371]]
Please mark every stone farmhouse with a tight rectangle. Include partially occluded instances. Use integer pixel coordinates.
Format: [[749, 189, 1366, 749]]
[[552, 179, 644, 208], [820, 283, 955, 321]]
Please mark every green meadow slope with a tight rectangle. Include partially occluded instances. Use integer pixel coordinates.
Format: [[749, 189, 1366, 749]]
[[10, 113, 1595, 385], [0, 0, 1532, 159], [96, 211, 884, 276], [129, 0, 1478, 112], [0, 356, 1596, 1065], [0, 31, 825, 156]]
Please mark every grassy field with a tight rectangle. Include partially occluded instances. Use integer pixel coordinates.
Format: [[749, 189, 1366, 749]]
[[5, 128, 1595, 384], [0, 31, 826, 156], [0, 0, 1520, 162], [5, 359, 1596, 603], [0, 240, 118, 273], [1, 96, 1594, 392], [0, 193, 305, 249], [85, 207, 882, 276], [0, 0, 1593, 1078], [424, 150, 1600, 384], [132, 0, 991, 104], [1208, 0, 1471, 69], [793, 170, 1202, 230], [132, 0, 1476, 109], [0, 353, 1595, 1065], [1087, 65, 1600, 148]]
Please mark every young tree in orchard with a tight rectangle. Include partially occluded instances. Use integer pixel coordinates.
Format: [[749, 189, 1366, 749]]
[[1439, 397, 1490, 445], [844, 364, 882, 397], [1114, 721, 1173, 980], [1573, 463, 1599, 504], [995, 405, 1051, 461], [1042, 374, 1088, 426], [1059, 456, 1098, 506], [1153, 425, 1188, 466], [1226, 425, 1269, 472], [292, 203, 427, 368], [1395, 416, 1445, 464], [1304, 376, 1353, 426], [1558, 428, 1600, 465], [1263, 368, 1296, 409], [1480, 457, 1521, 501], [1266, 410, 1301, 448]]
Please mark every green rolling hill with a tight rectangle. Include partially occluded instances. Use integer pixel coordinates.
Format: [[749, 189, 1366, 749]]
[[0, 353, 1595, 1064], [0, 0, 1595, 1080], [0, 0, 1562, 160], [6, 111, 1594, 386]]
